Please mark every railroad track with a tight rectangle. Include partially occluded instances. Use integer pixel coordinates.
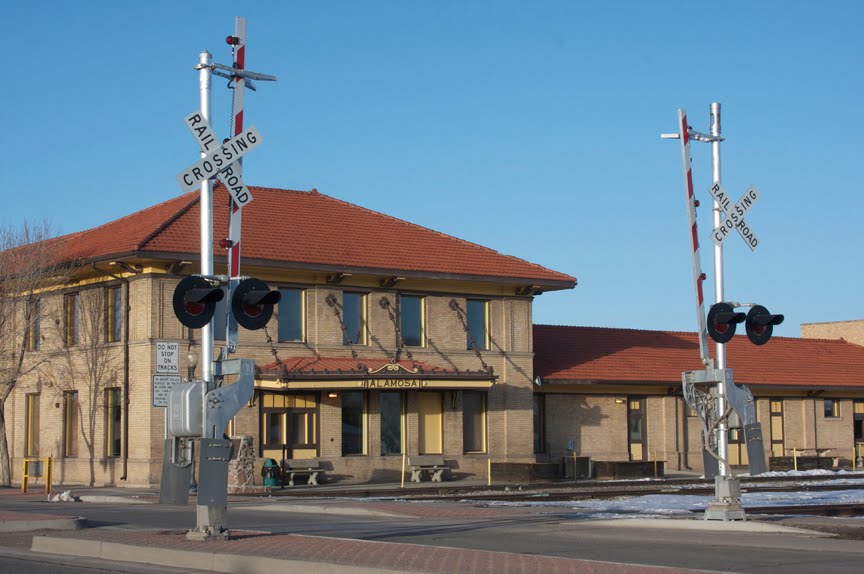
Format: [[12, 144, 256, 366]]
[[274, 472, 864, 503]]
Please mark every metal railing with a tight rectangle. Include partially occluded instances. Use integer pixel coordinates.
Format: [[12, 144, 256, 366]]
[[22, 457, 52, 494]]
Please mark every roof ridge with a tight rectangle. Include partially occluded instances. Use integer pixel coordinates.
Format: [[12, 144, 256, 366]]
[[137, 194, 200, 249], [532, 323, 823, 342], [311, 190, 575, 281], [533, 324, 697, 336]]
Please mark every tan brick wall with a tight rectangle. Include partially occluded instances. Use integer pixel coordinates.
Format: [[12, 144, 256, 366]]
[[801, 320, 864, 346], [8, 269, 539, 487]]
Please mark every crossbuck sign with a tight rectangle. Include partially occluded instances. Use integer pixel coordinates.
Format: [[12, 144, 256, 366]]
[[176, 113, 263, 202], [708, 182, 760, 251]]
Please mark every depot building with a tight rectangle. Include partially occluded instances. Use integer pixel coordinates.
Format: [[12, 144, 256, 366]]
[[4, 186, 864, 487]]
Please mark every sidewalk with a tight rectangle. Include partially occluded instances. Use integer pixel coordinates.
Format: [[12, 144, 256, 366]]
[[31, 528, 729, 574]]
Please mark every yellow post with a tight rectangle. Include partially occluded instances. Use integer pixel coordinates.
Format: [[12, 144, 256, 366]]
[[46, 457, 52, 495], [487, 458, 492, 486], [400, 453, 406, 489], [572, 452, 577, 480], [793, 447, 798, 471], [21, 460, 27, 494], [653, 451, 658, 478]]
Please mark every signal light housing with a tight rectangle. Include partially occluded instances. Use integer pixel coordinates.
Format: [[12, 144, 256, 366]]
[[172, 276, 225, 329], [706, 302, 746, 344], [745, 305, 784, 346], [231, 278, 281, 330], [226, 35, 240, 45]]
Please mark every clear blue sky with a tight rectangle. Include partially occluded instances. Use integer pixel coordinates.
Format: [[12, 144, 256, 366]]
[[4, 1, 862, 338]]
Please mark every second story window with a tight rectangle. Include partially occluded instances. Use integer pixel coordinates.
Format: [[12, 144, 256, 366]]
[[64, 293, 80, 347], [466, 299, 488, 350], [342, 292, 366, 345], [278, 288, 304, 342], [399, 295, 424, 347], [26, 299, 40, 351], [106, 286, 123, 343]]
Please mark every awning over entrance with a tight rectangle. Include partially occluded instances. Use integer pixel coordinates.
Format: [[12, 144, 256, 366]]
[[255, 357, 496, 391]]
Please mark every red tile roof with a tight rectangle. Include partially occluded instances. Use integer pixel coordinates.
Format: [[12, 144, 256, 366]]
[[534, 325, 864, 390], [45, 186, 575, 287]]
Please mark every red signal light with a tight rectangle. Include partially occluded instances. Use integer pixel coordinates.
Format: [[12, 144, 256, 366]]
[[226, 36, 240, 45]]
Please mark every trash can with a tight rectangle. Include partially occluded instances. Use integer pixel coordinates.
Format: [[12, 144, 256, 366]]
[[261, 458, 281, 487]]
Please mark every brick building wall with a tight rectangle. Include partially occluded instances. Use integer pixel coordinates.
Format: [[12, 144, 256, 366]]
[[801, 320, 864, 346], [539, 391, 863, 474], [11, 267, 539, 487]]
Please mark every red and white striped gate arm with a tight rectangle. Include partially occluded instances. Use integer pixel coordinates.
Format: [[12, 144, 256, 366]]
[[227, 17, 246, 280], [677, 108, 710, 365]]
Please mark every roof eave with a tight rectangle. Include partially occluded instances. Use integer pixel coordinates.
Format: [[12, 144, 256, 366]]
[[94, 250, 576, 290]]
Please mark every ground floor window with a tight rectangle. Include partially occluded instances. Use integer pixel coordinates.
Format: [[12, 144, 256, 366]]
[[418, 392, 443, 454], [462, 391, 486, 453], [727, 428, 749, 466], [260, 392, 318, 459], [63, 391, 79, 458], [25, 394, 39, 457], [380, 392, 403, 455], [770, 399, 784, 458], [105, 388, 122, 457], [342, 391, 366, 455]]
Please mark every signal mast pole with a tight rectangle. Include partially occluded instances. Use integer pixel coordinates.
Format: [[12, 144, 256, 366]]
[[710, 103, 729, 476], [197, 50, 215, 385]]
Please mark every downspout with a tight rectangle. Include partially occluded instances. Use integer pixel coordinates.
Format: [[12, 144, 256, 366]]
[[91, 263, 135, 481], [681, 397, 690, 469]]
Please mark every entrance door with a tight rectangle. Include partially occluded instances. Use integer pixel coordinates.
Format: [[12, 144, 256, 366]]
[[627, 397, 647, 461], [770, 399, 785, 458], [418, 392, 442, 454], [260, 392, 319, 460]]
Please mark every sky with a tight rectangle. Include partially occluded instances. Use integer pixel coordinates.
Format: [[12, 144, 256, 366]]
[[3, 1, 862, 339]]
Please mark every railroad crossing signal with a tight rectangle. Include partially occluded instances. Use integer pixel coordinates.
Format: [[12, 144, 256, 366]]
[[706, 302, 746, 344], [706, 302, 785, 345], [231, 278, 281, 330], [745, 305, 784, 345], [172, 276, 280, 331], [172, 276, 225, 329], [708, 182, 760, 251]]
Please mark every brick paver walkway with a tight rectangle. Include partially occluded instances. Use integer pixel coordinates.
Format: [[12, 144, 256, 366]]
[[38, 529, 727, 574]]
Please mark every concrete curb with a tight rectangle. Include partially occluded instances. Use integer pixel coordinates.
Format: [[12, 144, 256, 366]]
[[0, 516, 86, 533], [78, 495, 155, 504]]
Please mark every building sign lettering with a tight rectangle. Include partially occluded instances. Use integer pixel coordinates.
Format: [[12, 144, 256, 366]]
[[365, 379, 426, 389]]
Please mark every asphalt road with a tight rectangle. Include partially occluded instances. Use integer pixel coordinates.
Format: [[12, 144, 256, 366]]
[[0, 498, 862, 574]]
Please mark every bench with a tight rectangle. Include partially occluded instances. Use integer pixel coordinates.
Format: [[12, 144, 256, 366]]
[[281, 458, 325, 486], [408, 455, 449, 482]]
